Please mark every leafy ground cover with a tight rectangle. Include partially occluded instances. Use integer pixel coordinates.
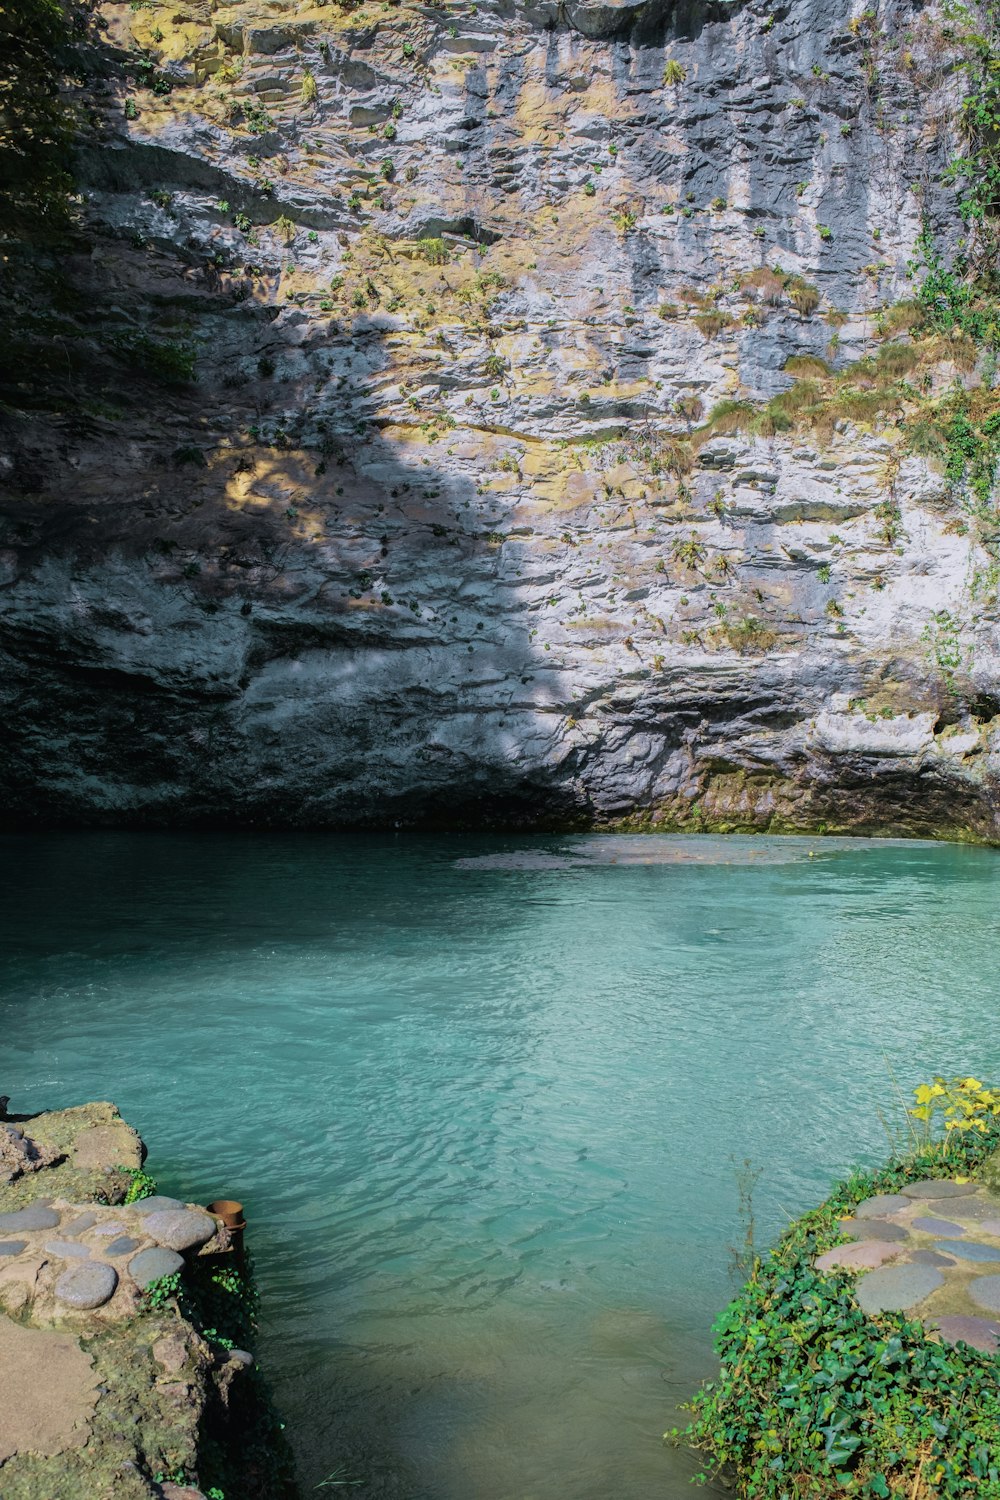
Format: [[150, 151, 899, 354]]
[[677, 1082, 1000, 1497]]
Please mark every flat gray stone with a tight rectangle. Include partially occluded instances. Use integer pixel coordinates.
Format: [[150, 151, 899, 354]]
[[90, 1221, 128, 1238], [43, 1240, 90, 1259], [932, 1315, 1000, 1352], [816, 1240, 901, 1273], [855, 1262, 944, 1314], [0, 1206, 59, 1233], [143, 1209, 215, 1252], [970, 1277, 1000, 1315], [979, 1219, 1000, 1236], [855, 1194, 910, 1219], [912, 1217, 965, 1236], [902, 1180, 977, 1199], [911, 1250, 956, 1267], [54, 1261, 118, 1309], [61, 1212, 97, 1235], [130, 1196, 184, 1215], [103, 1236, 140, 1258], [0, 1241, 27, 1256], [934, 1240, 1000, 1263], [839, 1217, 908, 1243], [128, 1247, 183, 1288], [921, 1194, 994, 1220]]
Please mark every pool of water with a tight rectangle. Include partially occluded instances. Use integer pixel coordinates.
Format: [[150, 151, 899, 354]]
[[2, 831, 999, 1498]]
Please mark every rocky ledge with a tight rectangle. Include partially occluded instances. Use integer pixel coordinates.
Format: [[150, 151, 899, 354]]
[[3, 0, 1000, 838], [0, 1101, 295, 1500]]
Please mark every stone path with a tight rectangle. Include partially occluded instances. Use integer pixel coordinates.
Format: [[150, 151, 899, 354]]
[[0, 1315, 99, 1463], [0, 1104, 245, 1499], [0, 1194, 222, 1321], [814, 1176, 1000, 1351]]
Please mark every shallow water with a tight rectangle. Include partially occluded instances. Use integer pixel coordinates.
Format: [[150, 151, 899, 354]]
[[2, 831, 999, 1498]]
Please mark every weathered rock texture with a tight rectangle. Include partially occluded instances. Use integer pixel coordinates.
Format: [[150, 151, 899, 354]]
[[0, 1102, 292, 1500], [3, 0, 1000, 834]]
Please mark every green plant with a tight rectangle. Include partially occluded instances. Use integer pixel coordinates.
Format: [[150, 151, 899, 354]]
[[122, 1166, 157, 1203], [818, 223, 833, 241], [718, 615, 778, 654], [0, 0, 80, 233], [118, 334, 196, 385], [143, 1271, 182, 1309], [300, 68, 317, 105], [672, 533, 705, 569], [663, 58, 687, 85], [611, 206, 638, 234], [417, 235, 448, 263], [383, 121, 396, 140], [909, 1075, 1000, 1146], [241, 98, 273, 134], [679, 1104, 1000, 1496]]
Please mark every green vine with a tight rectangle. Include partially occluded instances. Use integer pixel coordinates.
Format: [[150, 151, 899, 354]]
[[122, 1165, 158, 1203], [677, 1117, 1000, 1496], [944, 1, 1000, 270]]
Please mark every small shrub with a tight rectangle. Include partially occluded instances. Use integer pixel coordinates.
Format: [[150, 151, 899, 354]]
[[784, 354, 833, 377], [418, 236, 448, 264], [788, 280, 820, 316], [719, 615, 778, 654], [663, 58, 687, 85], [693, 310, 737, 339]]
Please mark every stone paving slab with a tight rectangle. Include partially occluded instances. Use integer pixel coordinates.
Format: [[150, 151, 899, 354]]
[[816, 1175, 1000, 1335], [934, 1239, 1000, 1263], [856, 1262, 945, 1314], [969, 1276, 1000, 1314], [902, 1180, 978, 1199], [0, 1314, 99, 1462], [816, 1241, 902, 1273], [840, 1217, 909, 1242], [911, 1217, 965, 1235], [855, 1193, 911, 1218], [931, 1314, 1000, 1352]]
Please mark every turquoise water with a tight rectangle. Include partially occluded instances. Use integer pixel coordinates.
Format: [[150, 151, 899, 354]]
[[2, 831, 999, 1498]]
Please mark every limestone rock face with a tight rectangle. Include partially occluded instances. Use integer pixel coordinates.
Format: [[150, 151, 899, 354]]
[[2, 0, 999, 835]]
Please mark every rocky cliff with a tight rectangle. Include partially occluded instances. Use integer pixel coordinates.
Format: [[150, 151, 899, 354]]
[[3, 0, 1000, 835]]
